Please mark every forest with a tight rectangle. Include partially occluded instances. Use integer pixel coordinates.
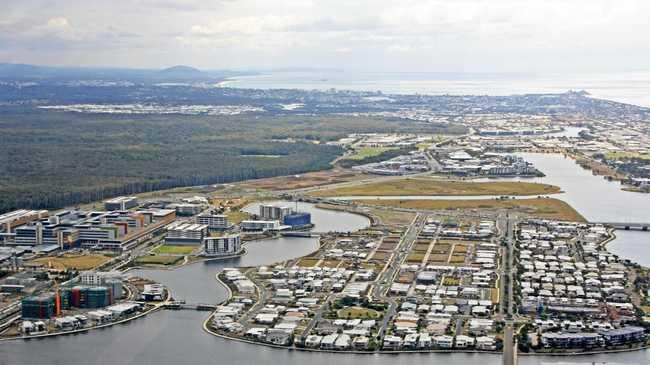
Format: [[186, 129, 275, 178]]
[[0, 107, 464, 213]]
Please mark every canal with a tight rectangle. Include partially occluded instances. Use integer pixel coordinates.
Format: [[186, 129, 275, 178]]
[[2, 155, 650, 364]]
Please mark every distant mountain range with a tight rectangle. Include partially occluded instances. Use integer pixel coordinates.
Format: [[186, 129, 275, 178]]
[[0, 63, 254, 81]]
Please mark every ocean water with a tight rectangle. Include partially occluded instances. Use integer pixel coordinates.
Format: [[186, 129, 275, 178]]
[[223, 70, 650, 107]]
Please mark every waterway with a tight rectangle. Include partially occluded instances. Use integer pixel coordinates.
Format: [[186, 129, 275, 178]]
[[484, 153, 650, 223], [334, 195, 531, 201], [243, 200, 370, 232], [334, 151, 650, 220], [3, 156, 650, 364], [504, 154, 650, 270]]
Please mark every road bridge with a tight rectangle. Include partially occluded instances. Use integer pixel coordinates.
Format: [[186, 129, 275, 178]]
[[594, 222, 650, 231]]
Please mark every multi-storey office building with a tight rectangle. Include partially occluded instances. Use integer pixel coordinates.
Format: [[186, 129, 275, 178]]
[[165, 222, 208, 245], [196, 213, 231, 231], [104, 196, 139, 211]]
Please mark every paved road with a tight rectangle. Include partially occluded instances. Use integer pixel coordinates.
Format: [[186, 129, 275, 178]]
[[496, 212, 508, 320], [498, 212, 519, 365], [373, 213, 426, 340], [238, 268, 269, 327], [506, 215, 517, 318], [503, 321, 516, 365]]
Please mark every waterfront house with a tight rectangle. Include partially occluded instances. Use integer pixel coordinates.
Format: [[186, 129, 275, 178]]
[[383, 335, 403, 350]]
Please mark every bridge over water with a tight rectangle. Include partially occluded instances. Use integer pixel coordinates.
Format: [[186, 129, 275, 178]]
[[162, 301, 217, 311], [593, 222, 650, 231]]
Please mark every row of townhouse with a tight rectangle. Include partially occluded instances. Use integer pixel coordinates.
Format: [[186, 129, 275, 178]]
[[540, 326, 646, 348], [518, 221, 647, 349], [383, 333, 497, 351]]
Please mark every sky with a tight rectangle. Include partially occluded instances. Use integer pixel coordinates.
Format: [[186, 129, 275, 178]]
[[1, 0, 649, 73]]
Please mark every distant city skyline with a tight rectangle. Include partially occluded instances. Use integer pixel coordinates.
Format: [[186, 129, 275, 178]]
[[1, 0, 649, 74]]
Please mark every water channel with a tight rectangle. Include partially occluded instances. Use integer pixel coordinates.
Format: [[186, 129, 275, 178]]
[[2, 154, 650, 364]]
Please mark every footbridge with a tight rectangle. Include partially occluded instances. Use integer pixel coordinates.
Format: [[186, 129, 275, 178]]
[[280, 231, 323, 237], [162, 301, 217, 311]]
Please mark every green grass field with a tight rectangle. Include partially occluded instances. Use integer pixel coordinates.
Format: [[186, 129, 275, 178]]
[[605, 151, 650, 161], [313, 179, 562, 197], [359, 198, 586, 222], [31, 254, 110, 270], [152, 245, 197, 255], [337, 307, 381, 319], [135, 255, 183, 266], [346, 147, 397, 160]]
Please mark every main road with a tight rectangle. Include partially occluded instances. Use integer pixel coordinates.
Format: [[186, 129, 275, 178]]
[[373, 213, 426, 340], [498, 212, 518, 365]]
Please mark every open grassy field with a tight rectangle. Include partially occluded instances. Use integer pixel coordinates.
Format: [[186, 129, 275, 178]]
[[407, 252, 426, 262], [453, 245, 468, 254], [367, 208, 416, 226], [321, 260, 342, 268], [135, 255, 183, 266], [312, 179, 562, 197], [605, 151, 650, 161], [346, 147, 397, 160], [357, 198, 586, 222], [428, 254, 450, 262], [31, 253, 111, 270], [338, 307, 381, 319], [237, 168, 365, 191], [152, 245, 197, 255], [449, 255, 466, 264], [413, 244, 430, 252], [226, 210, 250, 224], [371, 251, 390, 261], [297, 258, 320, 267]]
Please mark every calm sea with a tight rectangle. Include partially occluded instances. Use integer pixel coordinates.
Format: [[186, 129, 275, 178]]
[[223, 70, 650, 107]]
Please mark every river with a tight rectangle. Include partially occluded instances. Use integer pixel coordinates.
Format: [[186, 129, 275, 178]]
[[3, 155, 650, 364]]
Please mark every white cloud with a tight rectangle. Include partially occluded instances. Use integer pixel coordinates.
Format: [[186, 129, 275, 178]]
[[0, 0, 649, 72], [45, 17, 70, 29]]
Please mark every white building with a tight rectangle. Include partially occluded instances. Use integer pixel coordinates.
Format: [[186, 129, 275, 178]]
[[78, 270, 123, 286], [165, 222, 208, 245], [259, 204, 293, 221], [203, 234, 242, 257], [196, 213, 231, 230], [240, 220, 280, 232], [104, 196, 138, 211]]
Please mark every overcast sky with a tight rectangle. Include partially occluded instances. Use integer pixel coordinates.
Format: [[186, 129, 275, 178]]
[[1, 0, 648, 73]]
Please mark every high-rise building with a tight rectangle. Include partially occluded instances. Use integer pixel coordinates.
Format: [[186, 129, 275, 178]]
[[21, 293, 57, 319], [259, 204, 293, 221], [203, 234, 241, 257], [283, 212, 312, 228]]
